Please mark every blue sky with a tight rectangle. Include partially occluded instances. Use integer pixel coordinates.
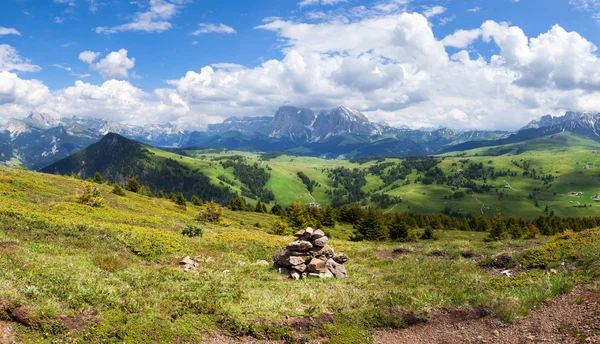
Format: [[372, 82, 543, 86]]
[[2, 0, 600, 129]]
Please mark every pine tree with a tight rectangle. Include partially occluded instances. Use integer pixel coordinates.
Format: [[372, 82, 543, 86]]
[[191, 195, 203, 206], [287, 200, 310, 229], [127, 178, 141, 193], [388, 213, 409, 240], [93, 172, 103, 184], [353, 208, 388, 241], [321, 204, 337, 228], [157, 190, 166, 198], [254, 199, 266, 213], [175, 192, 187, 207], [112, 183, 126, 196], [230, 195, 246, 211], [486, 210, 506, 241], [271, 204, 284, 216]]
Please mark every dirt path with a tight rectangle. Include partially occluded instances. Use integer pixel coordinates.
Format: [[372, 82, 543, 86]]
[[0, 321, 15, 344], [374, 286, 600, 344], [472, 193, 486, 215]]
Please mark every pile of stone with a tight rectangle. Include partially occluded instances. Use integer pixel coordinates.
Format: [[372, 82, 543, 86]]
[[272, 227, 349, 280]]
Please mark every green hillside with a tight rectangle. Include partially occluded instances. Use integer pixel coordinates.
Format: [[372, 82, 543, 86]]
[[1, 166, 599, 342], [42, 131, 600, 219]]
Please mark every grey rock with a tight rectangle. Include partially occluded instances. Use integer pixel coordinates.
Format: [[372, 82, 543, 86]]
[[308, 258, 328, 273], [294, 229, 306, 237], [333, 253, 349, 264], [305, 227, 314, 235], [287, 240, 313, 251], [278, 267, 291, 275], [289, 256, 308, 266], [311, 229, 325, 240], [311, 244, 334, 259], [180, 256, 195, 266], [294, 263, 307, 272], [272, 249, 287, 264], [326, 258, 348, 279], [205, 257, 215, 263], [313, 236, 329, 247], [253, 260, 270, 266], [291, 271, 301, 280]]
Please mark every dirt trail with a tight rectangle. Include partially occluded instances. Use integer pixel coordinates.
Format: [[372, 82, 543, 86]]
[[0, 321, 15, 344], [374, 286, 600, 344]]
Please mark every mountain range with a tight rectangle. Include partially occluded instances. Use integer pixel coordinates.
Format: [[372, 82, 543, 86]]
[[3, 106, 600, 170]]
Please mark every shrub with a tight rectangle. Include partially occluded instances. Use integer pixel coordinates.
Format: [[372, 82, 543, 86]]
[[230, 195, 246, 211], [79, 182, 105, 207], [198, 201, 222, 223], [93, 172, 103, 183], [420, 226, 436, 240], [112, 183, 126, 196], [191, 195, 203, 206], [269, 219, 289, 235], [175, 192, 187, 207], [127, 178, 142, 193], [182, 223, 203, 237], [405, 230, 420, 243]]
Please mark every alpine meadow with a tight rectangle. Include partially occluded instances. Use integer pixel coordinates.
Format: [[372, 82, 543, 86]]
[[1, 0, 600, 343]]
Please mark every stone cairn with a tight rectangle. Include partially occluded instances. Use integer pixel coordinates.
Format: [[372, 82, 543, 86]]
[[273, 227, 349, 280]]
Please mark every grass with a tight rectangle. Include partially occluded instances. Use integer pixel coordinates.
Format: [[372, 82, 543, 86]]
[[0, 166, 599, 342]]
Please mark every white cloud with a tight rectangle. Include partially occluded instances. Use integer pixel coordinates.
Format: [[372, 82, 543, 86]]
[[52, 64, 72, 72], [53, 0, 75, 6], [0, 72, 50, 109], [467, 7, 480, 12], [4, 2, 600, 131], [422, 5, 446, 18], [442, 28, 482, 48], [95, 0, 186, 34], [55, 17, 65, 24], [0, 45, 41, 73], [0, 27, 21, 36], [78, 51, 101, 64], [298, 0, 347, 7], [81, 49, 136, 79], [192, 23, 236, 35]]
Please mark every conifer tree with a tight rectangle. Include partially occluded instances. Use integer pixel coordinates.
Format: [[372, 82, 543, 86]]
[[112, 183, 126, 196], [287, 200, 310, 229], [175, 192, 187, 207], [127, 178, 141, 193], [230, 195, 246, 211], [93, 172, 103, 184], [191, 195, 203, 206], [353, 208, 388, 241]]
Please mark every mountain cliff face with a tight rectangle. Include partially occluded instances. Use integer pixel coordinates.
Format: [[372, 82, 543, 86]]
[[0, 113, 189, 169], [207, 116, 272, 135], [269, 106, 317, 141]]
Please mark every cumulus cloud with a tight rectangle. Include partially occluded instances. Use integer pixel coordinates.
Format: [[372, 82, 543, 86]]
[[95, 0, 186, 34], [78, 51, 101, 64], [0, 45, 41, 73], [4, 2, 600, 131], [298, 0, 347, 7], [192, 24, 236, 35], [80, 49, 136, 79], [422, 5, 446, 18], [442, 28, 482, 48], [0, 27, 21, 36]]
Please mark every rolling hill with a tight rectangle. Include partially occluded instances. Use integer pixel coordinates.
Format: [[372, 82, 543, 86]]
[[42, 130, 600, 219]]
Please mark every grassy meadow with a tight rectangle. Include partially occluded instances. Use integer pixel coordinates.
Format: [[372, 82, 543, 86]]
[[0, 166, 599, 343]]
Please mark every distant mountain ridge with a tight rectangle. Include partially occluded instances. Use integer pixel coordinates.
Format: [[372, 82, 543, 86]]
[[8, 107, 598, 169]]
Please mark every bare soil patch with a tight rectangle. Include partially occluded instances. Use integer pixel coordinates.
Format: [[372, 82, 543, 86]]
[[376, 248, 413, 259], [374, 286, 600, 343], [0, 321, 15, 344]]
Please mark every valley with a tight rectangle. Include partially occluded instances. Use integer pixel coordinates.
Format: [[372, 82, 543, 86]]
[[41, 131, 600, 219]]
